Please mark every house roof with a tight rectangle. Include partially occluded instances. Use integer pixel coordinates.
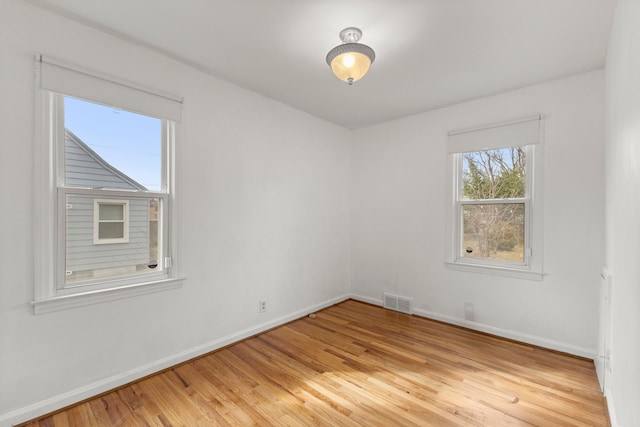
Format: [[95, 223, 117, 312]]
[[65, 129, 148, 191]]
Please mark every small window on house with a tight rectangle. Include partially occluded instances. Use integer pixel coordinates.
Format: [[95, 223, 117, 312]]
[[446, 116, 544, 280], [34, 55, 183, 313], [94, 200, 129, 244]]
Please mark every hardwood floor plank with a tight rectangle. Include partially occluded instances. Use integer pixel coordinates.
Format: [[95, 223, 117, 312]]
[[233, 340, 359, 423], [191, 355, 273, 425], [232, 339, 382, 427], [64, 401, 97, 426], [165, 363, 235, 426], [240, 341, 416, 425], [20, 300, 609, 426], [116, 385, 145, 413]]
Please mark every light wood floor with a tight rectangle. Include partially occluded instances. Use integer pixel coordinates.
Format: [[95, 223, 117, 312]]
[[22, 300, 609, 426]]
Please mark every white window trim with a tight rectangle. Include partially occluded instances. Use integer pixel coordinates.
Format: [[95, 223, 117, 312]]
[[445, 116, 545, 281], [93, 199, 130, 244], [32, 56, 184, 314]]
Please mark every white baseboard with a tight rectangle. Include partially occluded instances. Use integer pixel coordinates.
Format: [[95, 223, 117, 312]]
[[0, 294, 351, 427], [349, 294, 597, 359], [339, 295, 611, 425], [1, 293, 600, 426], [349, 293, 381, 307], [604, 387, 619, 427]]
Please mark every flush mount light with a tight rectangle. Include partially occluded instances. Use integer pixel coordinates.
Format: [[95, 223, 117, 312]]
[[326, 27, 375, 85]]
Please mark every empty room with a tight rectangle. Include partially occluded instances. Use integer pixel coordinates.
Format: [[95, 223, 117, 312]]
[[1, 0, 639, 426]]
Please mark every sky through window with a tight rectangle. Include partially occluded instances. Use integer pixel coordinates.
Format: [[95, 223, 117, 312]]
[[64, 97, 162, 191]]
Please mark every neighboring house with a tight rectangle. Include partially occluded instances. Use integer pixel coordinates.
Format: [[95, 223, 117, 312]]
[[64, 129, 155, 279]]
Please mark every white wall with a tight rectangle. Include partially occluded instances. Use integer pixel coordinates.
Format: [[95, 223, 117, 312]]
[[0, 0, 612, 424], [351, 71, 605, 357], [0, 1, 351, 423], [604, 1, 640, 425]]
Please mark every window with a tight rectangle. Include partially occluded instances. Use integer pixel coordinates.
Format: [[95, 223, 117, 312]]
[[33, 56, 183, 313], [94, 200, 129, 244], [446, 116, 543, 280], [460, 147, 527, 263]]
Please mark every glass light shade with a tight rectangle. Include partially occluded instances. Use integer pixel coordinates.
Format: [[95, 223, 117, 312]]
[[326, 42, 375, 85]]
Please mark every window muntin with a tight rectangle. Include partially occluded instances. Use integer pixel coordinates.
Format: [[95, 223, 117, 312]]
[[458, 147, 528, 265]]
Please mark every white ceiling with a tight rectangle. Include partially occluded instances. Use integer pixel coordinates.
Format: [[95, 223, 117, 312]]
[[30, 0, 616, 129]]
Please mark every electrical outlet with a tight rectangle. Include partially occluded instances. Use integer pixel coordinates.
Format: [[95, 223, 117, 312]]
[[259, 299, 267, 313], [464, 302, 474, 321]]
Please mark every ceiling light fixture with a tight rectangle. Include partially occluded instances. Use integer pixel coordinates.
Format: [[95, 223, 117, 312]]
[[326, 27, 375, 85]]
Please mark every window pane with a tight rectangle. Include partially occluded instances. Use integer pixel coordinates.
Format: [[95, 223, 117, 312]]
[[98, 222, 124, 239], [462, 147, 525, 200], [65, 194, 161, 285], [64, 97, 162, 191], [462, 203, 525, 263], [99, 203, 123, 221]]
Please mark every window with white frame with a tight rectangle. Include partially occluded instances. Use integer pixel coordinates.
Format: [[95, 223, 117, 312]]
[[94, 200, 129, 244], [33, 55, 183, 313], [446, 116, 544, 280]]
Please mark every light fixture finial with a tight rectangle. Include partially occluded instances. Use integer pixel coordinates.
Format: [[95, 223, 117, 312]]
[[339, 27, 362, 44]]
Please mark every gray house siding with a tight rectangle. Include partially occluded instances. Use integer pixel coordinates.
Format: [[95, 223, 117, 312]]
[[64, 129, 151, 274], [65, 130, 148, 190], [66, 195, 150, 272]]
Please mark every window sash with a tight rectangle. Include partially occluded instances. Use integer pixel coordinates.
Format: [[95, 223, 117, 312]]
[[54, 94, 170, 194], [453, 147, 532, 269], [57, 188, 169, 292], [458, 198, 527, 205], [455, 199, 530, 267]]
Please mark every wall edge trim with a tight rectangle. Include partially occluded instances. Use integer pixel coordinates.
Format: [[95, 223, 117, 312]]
[[349, 294, 597, 359]]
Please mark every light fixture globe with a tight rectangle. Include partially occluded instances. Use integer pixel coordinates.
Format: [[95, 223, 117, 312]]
[[326, 27, 375, 85]]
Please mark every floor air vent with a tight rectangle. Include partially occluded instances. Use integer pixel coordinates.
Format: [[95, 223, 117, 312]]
[[383, 293, 413, 315]]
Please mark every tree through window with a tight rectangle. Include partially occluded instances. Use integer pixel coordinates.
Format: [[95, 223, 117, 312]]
[[446, 115, 543, 278], [461, 147, 526, 263]]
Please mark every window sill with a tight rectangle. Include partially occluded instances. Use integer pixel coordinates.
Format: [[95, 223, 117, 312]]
[[31, 277, 184, 314], [445, 261, 544, 281]]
